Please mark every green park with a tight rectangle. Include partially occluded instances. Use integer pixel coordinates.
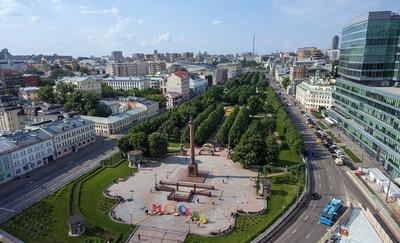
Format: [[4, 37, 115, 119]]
[[0, 71, 305, 243]]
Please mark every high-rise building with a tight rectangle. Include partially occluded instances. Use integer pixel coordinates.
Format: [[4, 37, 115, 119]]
[[0, 69, 21, 89], [331, 35, 339, 50], [337, 11, 400, 86], [0, 95, 22, 133], [106, 62, 148, 77], [330, 11, 400, 177], [111, 51, 123, 62]]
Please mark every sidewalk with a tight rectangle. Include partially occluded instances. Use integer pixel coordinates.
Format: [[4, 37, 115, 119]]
[[0, 137, 116, 201], [317, 118, 389, 177]]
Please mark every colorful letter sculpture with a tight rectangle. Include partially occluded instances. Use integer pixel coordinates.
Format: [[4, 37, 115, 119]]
[[164, 203, 177, 215], [192, 211, 200, 221], [152, 204, 162, 215], [199, 214, 207, 224]]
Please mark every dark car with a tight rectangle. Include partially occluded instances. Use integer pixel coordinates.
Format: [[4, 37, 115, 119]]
[[311, 192, 320, 200]]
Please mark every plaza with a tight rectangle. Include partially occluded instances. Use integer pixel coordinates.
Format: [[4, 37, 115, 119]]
[[108, 149, 266, 237]]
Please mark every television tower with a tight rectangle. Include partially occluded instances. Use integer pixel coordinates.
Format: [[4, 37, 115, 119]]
[[252, 33, 255, 55]]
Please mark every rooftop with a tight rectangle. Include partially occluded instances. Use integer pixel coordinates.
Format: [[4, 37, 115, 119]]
[[80, 106, 147, 124], [0, 129, 52, 154], [375, 86, 400, 97], [35, 117, 93, 135], [174, 70, 191, 78], [103, 76, 149, 82]]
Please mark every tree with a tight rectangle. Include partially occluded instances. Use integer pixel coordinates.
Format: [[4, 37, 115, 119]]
[[148, 132, 168, 157], [129, 132, 149, 155], [232, 134, 267, 167], [118, 136, 132, 154], [37, 85, 55, 103], [265, 136, 279, 164], [194, 105, 224, 145], [228, 107, 250, 147], [216, 105, 239, 144], [248, 96, 262, 115], [55, 82, 76, 104], [281, 77, 290, 90], [101, 83, 116, 98]]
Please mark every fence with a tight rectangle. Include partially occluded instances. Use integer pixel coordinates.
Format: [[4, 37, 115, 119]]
[[318, 203, 352, 243], [251, 157, 310, 243]]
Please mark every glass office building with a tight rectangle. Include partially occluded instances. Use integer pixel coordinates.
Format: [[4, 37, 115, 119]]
[[330, 11, 400, 177]]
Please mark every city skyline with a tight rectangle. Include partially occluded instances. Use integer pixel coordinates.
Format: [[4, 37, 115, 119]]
[[0, 0, 399, 57]]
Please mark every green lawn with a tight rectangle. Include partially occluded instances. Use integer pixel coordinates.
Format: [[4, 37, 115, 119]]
[[185, 173, 304, 243], [341, 146, 362, 163], [312, 111, 323, 119], [317, 121, 327, 130], [168, 137, 189, 149], [1, 155, 135, 243], [274, 144, 302, 168], [325, 131, 342, 143]]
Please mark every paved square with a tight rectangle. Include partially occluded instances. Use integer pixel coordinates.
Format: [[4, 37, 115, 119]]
[[109, 150, 266, 236]]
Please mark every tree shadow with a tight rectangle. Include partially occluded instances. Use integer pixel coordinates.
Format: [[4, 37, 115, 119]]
[[270, 189, 289, 196]]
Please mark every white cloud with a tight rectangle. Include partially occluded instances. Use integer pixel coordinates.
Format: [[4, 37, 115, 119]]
[[0, 0, 37, 20], [78, 5, 119, 16], [30, 15, 42, 23], [89, 17, 135, 41], [137, 19, 145, 24], [156, 32, 170, 43], [140, 32, 171, 46], [212, 20, 222, 24]]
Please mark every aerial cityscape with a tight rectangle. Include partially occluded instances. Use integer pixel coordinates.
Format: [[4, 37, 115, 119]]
[[0, 1, 399, 243]]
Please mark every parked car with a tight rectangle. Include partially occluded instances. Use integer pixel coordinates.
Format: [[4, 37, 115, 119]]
[[311, 192, 320, 200]]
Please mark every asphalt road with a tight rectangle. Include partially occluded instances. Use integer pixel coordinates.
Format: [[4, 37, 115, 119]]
[[267, 79, 350, 243], [0, 136, 118, 223]]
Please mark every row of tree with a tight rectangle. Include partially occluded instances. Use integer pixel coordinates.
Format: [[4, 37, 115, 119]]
[[228, 107, 251, 147], [195, 105, 225, 145], [231, 119, 279, 167], [118, 87, 224, 157], [216, 105, 239, 145], [182, 104, 216, 142], [265, 87, 304, 155]]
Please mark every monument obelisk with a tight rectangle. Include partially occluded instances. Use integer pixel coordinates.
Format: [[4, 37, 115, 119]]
[[187, 118, 198, 177]]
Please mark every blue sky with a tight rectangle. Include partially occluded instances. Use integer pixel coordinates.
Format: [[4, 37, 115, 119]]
[[0, 0, 398, 56]]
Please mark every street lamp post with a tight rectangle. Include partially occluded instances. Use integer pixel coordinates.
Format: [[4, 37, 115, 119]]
[[386, 171, 394, 203], [129, 209, 133, 226]]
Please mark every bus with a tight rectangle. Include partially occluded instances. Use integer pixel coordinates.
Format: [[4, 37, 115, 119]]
[[319, 198, 343, 226]]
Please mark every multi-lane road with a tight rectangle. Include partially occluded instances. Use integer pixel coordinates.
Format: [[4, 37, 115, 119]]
[[267, 79, 350, 242], [265, 77, 398, 243], [0, 137, 118, 223]]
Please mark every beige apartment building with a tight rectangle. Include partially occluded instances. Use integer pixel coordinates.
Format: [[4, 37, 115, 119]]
[[290, 66, 308, 81], [106, 63, 148, 77], [0, 95, 22, 133], [32, 117, 96, 158], [165, 71, 190, 100], [57, 77, 102, 95]]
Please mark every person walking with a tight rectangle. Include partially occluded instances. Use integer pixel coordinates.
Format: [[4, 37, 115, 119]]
[[138, 234, 141, 241]]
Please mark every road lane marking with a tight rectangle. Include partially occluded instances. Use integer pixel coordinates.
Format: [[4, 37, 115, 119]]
[[0, 207, 15, 212], [318, 174, 320, 178], [317, 221, 320, 224], [330, 185, 333, 190], [313, 203, 316, 208], [292, 228, 297, 234], [304, 216, 308, 221], [319, 183, 322, 188], [306, 234, 311, 239]]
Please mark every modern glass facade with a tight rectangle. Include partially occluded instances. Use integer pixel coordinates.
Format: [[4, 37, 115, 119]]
[[331, 11, 400, 177], [338, 11, 400, 86], [0, 154, 12, 185]]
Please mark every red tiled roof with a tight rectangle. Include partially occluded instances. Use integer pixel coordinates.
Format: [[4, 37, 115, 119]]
[[174, 70, 191, 78], [165, 92, 182, 99]]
